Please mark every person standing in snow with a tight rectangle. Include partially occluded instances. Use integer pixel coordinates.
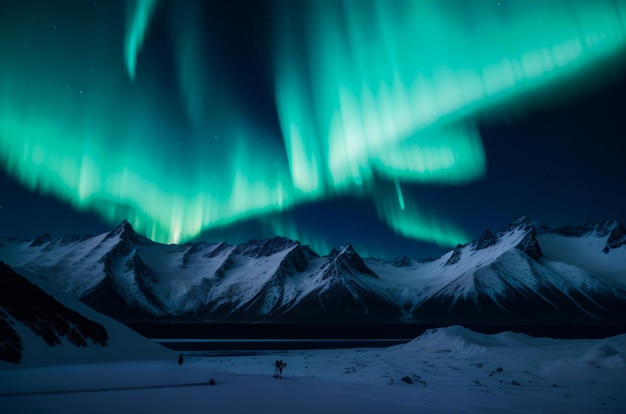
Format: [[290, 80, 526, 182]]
[[273, 360, 287, 379], [273, 360, 281, 378], [178, 354, 184, 366]]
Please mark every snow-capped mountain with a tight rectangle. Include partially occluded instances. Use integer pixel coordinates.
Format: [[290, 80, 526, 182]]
[[370, 217, 626, 324], [0, 217, 625, 324], [0, 259, 172, 367]]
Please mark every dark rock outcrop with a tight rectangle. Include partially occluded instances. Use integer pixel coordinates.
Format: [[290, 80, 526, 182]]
[[605, 222, 626, 252], [325, 244, 378, 279], [0, 261, 108, 365], [471, 230, 499, 251], [392, 255, 412, 268], [28, 233, 51, 247]]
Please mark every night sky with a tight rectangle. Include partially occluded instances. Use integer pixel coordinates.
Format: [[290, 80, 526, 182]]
[[1, 0, 625, 260]]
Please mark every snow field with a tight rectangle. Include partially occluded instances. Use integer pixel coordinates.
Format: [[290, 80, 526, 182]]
[[2, 326, 624, 414]]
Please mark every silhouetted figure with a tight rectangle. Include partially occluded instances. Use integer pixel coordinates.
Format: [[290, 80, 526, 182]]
[[273, 360, 287, 379], [278, 360, 286, 378], [178, 354, 184, 366], [273, 360, 280, 378]]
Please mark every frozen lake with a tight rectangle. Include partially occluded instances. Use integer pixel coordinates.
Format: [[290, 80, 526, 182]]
[[155, 338, 410, 351]]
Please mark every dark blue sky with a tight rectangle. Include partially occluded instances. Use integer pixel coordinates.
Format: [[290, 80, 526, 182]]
[[1, 0, 625, 260]]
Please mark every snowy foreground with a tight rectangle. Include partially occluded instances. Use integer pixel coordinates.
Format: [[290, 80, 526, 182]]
[[1, 326, 625, 413]]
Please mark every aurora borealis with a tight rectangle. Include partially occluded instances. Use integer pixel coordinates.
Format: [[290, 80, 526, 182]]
[[1, 0, 626, 259]]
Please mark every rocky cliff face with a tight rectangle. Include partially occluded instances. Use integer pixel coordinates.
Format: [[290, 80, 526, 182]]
[[0, 261, 108, 364]]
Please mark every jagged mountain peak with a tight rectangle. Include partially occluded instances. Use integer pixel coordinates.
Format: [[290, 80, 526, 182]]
[[325, 243, 378, 279], [502, 217, 543, 260], [516, 229, 543, 260], [184, 241, 211, 254], [272, 241, 316, 277], [328, 243, 356, 258], [28, 233, 94, 249], [392, 255, 412, 268], [594, 219, 621, 236], [28, 233, 52, 247], [471, 230, 499, 251], [185, 241, 232, 259], [506, 215, 534, 229], [1, 216, 625, 325], [444, 247, 463, 266], [299, 243, 320, 259], [605, 222, 626, 251], [547, 219, 621, 238], [105, 220, 134, 239], [445, 217, 542, 266], [104, 220, 151, 245], [537, 219, 625, 254], [234, 236, 301, 258], [115, 219, 134, 233], [58, 234, 93, 244]]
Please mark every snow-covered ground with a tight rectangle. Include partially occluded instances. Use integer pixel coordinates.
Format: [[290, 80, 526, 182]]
[[1, 326, 625, 413]]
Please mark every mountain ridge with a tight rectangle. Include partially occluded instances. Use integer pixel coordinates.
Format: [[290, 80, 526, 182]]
[[0, 217, 625, 324]]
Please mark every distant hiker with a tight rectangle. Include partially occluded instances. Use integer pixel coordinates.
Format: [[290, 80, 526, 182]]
[[273, 360, 281, 378], [273, 360, 287, 379], [178, 354, 184, 366]]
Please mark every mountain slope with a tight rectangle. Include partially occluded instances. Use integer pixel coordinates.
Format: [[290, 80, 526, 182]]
[[0, 261, 108, 365], [1, 217, 625, 325], [276, 244, 402, 323], [0, 260, 172, 367], [537, 220, 626, 288], [366, 217, 626, 324]]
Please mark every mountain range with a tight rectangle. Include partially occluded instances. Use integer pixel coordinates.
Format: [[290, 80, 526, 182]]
[[0, 217, 625, 325]]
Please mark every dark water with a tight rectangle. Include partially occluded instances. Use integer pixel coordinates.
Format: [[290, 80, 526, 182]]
[[126, 323, 626, 351], [157, 339, 409, 351]]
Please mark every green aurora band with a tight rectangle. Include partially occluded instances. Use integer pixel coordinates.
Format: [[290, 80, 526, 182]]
[[0, 0, 625, 252], [124, 0, 158, 81]]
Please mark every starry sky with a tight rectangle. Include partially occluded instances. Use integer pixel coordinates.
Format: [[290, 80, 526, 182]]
[[1, 0, 625, 260]]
